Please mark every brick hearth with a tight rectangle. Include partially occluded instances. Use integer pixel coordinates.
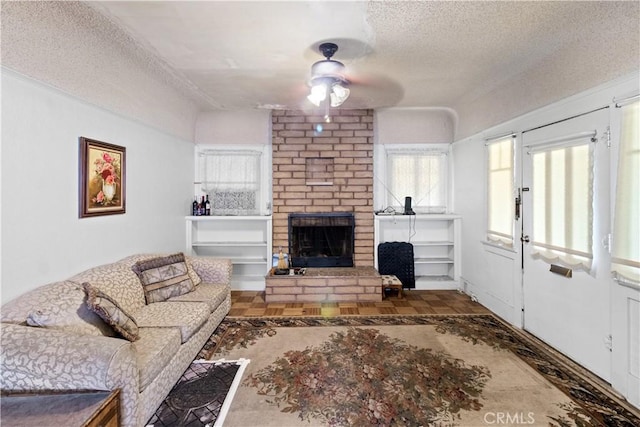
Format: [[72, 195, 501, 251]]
[[265, 267, 382, 303]]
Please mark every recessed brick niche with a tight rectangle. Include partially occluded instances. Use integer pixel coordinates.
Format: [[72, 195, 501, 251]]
[[269, 109, 378, 303]]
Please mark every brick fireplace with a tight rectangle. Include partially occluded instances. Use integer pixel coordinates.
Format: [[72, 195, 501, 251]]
[[271, 108, 375, 266], [289, 212, 355, 268], [267, 109, 379, 303]]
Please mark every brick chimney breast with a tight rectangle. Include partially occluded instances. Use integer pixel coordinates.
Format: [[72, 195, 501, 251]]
[[272, 109, 374, 266]]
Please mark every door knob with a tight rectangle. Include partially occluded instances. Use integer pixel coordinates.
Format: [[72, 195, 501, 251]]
[[520, 235, 530, 243]]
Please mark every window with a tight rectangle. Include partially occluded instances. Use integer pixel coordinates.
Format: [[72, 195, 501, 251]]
[[486, 136, 515, 246], [612, 99, 640, 283], [196, 145, 270, 215], [375, 144, 450, 213], [530, 137, 594, 270]]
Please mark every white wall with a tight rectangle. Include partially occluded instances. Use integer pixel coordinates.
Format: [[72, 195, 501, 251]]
[[194, 108, 455, 147], [195, 110, 272, 145], [375, 108, 457, 144], [0, 70, 195, 304]]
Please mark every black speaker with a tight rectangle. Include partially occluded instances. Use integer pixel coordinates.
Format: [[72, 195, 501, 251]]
[[404, 196, 415, 215]]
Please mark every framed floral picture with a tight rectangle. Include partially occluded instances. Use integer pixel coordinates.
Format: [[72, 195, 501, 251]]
[[79, 137, 126, 217]]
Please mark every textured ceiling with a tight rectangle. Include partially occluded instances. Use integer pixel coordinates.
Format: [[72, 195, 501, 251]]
[[87, 0, 640, 112], [2, 1, 638, 141]]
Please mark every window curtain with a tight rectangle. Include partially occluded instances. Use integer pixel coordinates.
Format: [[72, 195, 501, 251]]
[[612, 100, 640, 284], [387, 150, 448, 213], [530, 137, 595, 271], [487, 136, 515, 246], [198, 150, 262, 215]]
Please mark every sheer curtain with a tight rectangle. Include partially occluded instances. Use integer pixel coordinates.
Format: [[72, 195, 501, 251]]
[[387, 149, 448, 213], [486, 136, 515, 246], [198, 149, 262, 215], [530, 137, 594, 271], [612, 100, 640, 284]]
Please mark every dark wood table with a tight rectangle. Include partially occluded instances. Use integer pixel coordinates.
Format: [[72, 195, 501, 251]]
[[0, 389, 120, 427]]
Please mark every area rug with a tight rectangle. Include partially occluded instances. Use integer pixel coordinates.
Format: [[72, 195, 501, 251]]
[[162, 315, 640, 426]]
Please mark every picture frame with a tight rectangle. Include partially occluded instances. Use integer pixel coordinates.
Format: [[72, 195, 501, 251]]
[[79, 137, 126, 218]]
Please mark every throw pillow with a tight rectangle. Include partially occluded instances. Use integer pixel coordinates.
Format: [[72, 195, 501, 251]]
[[131, 252, 195, 304], [26, 297, 116, 337], [185, 258, 202, 287], [83, 282, 139, 341], [118, 253, 202, 287], [21, 282, 115, 337]]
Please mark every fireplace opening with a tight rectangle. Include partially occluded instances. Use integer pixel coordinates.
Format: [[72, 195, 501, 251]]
[[288, 213, 355, 268]]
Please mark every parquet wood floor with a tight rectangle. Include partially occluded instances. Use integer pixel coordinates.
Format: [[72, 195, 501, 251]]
[[229, 289, 490, 317]]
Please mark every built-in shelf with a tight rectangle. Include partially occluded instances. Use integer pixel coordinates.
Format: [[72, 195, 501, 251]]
[[192, 241, 268, 247], [186, 216, 272, 291], [414, 257, 455, 264], [374, 213, 461, 290]]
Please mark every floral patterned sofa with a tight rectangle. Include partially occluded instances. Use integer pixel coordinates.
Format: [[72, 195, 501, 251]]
[[0, 253, 232, 427]]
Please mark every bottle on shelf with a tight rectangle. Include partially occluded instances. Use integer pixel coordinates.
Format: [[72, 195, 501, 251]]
[[205, 195, 211, 216], [192, 197, 198, 216], [199, 196, 206, 216]]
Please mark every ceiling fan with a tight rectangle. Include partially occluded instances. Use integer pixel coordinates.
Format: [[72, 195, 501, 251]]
[[307, 42, 350, 108]]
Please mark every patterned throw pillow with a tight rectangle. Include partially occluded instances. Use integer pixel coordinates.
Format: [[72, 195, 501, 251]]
[[118, 253, 202, 287], [83, 282, 139, 341], [131, 253, 195, 304]]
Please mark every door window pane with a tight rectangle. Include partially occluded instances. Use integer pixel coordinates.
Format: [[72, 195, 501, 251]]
[[531, 142, 593, 270]]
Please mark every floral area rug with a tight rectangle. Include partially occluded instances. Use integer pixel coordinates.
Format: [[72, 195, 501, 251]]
[[168, 315, 639, 426]]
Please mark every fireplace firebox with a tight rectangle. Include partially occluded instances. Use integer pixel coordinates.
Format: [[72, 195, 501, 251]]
[[288, 213, 355, 268]]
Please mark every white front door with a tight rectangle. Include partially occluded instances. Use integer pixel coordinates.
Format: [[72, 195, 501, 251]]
[[521, 108, 611, 381]]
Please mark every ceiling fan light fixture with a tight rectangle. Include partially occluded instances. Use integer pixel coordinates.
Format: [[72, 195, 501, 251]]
[[307, 42, 350, 108]]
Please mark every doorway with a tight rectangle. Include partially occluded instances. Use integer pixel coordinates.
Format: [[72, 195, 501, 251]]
[[520, 108, 611, 381]]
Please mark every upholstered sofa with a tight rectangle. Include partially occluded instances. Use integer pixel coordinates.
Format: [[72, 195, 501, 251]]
[[0, 253, 232, 427]]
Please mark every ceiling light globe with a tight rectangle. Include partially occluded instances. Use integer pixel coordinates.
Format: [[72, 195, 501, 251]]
[[307, 84, 327, 106], [330, 84, 350, 107]]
